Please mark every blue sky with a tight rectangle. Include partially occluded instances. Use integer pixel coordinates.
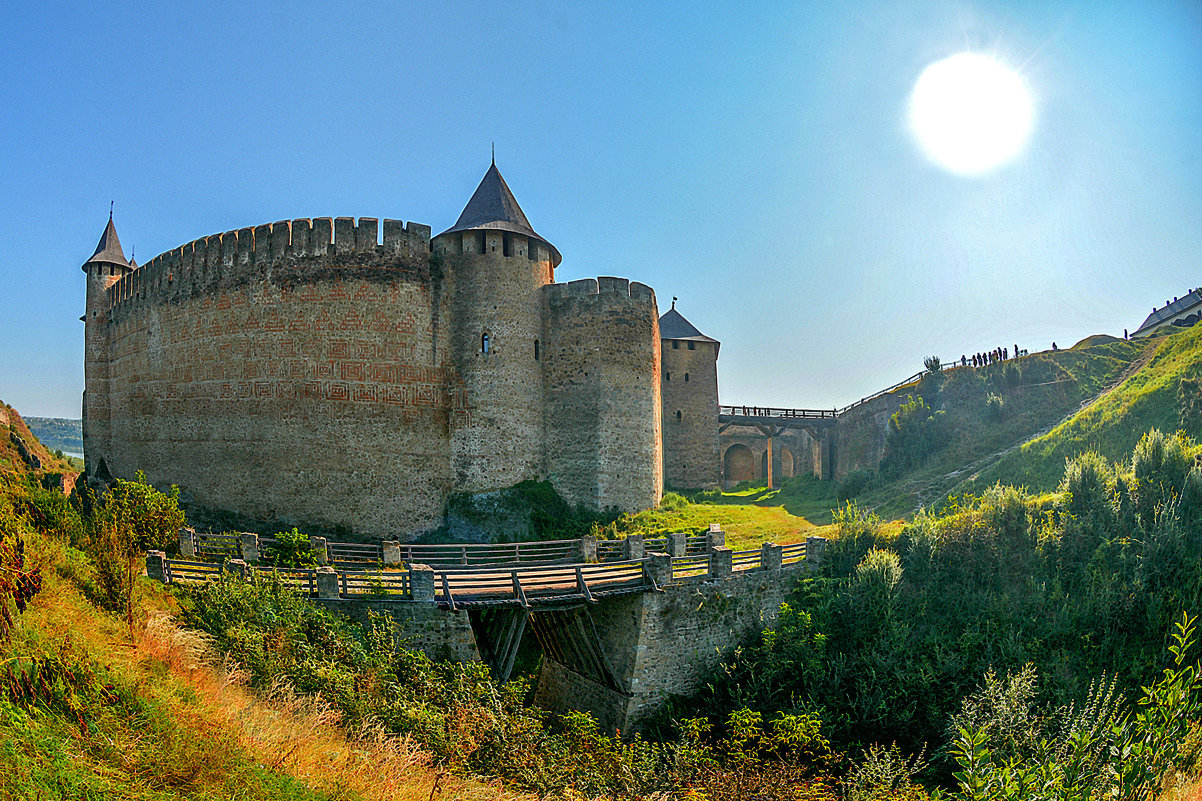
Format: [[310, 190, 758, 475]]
[[2, 1, 1199, 418]]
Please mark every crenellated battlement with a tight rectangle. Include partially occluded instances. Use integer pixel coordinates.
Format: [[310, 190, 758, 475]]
[[541, 277, 656, 305], [103, 217, 433, 315]]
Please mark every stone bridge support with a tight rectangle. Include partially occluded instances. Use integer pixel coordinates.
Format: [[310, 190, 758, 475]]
[[531, 558, 815, 732]]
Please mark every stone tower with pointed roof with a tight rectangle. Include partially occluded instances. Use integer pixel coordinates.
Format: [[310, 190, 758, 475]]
[[659, 303, 720, 489], [81, 164, 662, 536], [81, 213, 134, 481]]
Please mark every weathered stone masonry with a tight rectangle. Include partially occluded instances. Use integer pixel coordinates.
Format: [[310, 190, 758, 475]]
[[82, 165, 664, 537]]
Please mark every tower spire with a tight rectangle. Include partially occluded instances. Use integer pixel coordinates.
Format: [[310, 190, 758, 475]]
[[109, 200, 113, 221], [491, 141, 495, 166]]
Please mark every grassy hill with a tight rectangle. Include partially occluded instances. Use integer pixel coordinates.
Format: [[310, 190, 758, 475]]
[[955, 323, 1202, 497]]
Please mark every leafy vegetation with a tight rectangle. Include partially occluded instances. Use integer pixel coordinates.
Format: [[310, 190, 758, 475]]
[[87, 471, 185, 626], [683, 430, 1202, 795]]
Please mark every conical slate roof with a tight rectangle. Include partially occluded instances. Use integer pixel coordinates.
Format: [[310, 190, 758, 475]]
[[82, 216, 130, 271], [659, 306, 720, 355], [438, 162, 561, 266]]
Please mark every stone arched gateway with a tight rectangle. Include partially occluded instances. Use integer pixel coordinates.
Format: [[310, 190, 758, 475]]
[[723, 444, 755, 486]]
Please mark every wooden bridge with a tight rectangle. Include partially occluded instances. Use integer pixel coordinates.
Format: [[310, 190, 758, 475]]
[[148, 527, 825, 731]]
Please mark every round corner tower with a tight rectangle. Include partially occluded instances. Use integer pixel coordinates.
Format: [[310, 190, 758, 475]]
[[81, 213, 134, 485], [433, 162, 561, 491]]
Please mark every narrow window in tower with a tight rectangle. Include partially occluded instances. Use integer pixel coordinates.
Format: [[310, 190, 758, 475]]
[[665, 372, 670, 381], [688, 341, 695, 350], [482, 333, 490, 355], [685, 373, 690, 382], [479, 233, 487, 254], [672, 341, 679, 349], [534, 339, 540, 361], [676, 410, 682, 422], [503, 232, 512, 257]]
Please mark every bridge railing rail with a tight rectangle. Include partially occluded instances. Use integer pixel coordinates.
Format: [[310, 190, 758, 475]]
[[149, 534, 829, 606], [731, 549, 761, 572], [193, 532, 240, 560], [781, 542, 806, 565], [719, 406, 837, 419], [436, 559, 649, 608], [671, 554, 711, 581], [410, 540, 581, 569]]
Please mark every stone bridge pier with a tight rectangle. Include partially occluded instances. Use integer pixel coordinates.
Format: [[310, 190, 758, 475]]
[[531, 557, 816, 731]]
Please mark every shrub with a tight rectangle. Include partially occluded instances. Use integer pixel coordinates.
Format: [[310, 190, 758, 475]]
[[984, 392, 1004, 420], [89, 472, 185, 625], [659, 491, 688, 510], [880, 395, 951, 477], [264, 527, 315, 568]]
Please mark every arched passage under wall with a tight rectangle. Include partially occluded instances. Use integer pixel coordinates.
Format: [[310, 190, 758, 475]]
[[723, 444, 755, 487]]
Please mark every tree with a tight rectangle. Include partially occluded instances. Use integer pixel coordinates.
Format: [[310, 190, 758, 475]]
[[89, 471, 185, 626]]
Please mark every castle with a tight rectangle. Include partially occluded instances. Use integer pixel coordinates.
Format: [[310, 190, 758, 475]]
[[82, 163, 722, 537]]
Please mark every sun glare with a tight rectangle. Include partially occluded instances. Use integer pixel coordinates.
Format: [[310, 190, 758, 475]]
[[909, 52, 1034, 176]]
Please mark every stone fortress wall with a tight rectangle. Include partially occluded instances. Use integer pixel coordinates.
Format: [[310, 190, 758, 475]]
[[84, 187, 664, 537]]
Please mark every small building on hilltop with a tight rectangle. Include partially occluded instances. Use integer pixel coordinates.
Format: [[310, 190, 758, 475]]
[[1131, 288, 1202, 338]]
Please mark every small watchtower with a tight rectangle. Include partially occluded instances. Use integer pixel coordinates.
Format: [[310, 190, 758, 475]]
[[81, 211, 133, 484], [660, 301, 720, 490]]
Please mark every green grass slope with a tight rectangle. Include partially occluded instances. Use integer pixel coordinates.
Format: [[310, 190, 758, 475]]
[[961, 324, 1202, 495], [773, 336, 1148, 521]]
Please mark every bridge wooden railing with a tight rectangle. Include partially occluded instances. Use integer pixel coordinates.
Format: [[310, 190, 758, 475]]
[[719, 406, 838, 419], [722, 357, 979, 423], [149, 535, 829, 608], [185, 529, 588, 570]]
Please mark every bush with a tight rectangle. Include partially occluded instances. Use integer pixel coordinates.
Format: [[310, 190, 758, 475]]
[[880, 395, 951, 477], [0, 491, 42, 642], [89, 472, 185, 625], [984, 392, 1004, 420], [659, 491, 688, 510], [950, 613, 1202, 799], [263, 527, 315, 567]]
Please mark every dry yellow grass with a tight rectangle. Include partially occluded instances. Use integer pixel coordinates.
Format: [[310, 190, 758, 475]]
[[131, 611, 531, 801], [10, 528, 531, 801]]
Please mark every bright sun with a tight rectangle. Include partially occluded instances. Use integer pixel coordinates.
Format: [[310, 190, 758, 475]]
[[909, 52, 1034, 176]]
